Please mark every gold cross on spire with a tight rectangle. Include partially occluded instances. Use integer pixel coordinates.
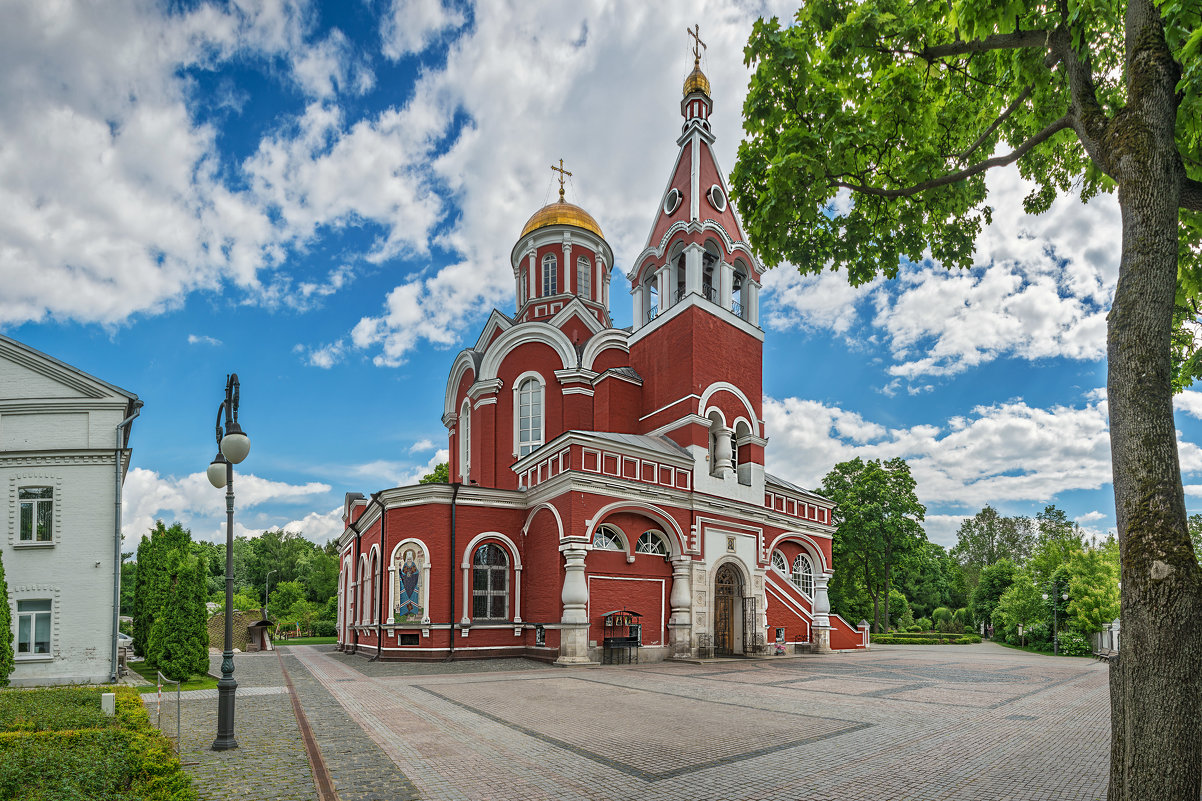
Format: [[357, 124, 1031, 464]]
[[688, 23, 706, 66], [551, 158, 572, 202]]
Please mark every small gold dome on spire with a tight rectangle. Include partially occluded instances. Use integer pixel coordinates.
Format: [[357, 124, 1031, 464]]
[[520, 201, 603, 239], [683, 64, 710, 97]]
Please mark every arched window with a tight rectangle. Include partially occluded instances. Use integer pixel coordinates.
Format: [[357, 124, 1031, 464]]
[[517, 376, 543, 457], [772, 550, 788, 574], [791, 554, 814, 596], [636, 530, 668, 555], [542, 254, 557, 296], [578, 256, 591, 298], [702, 245, 719, 302], [592, 525, 623, 551], [472, 543, 509, 620], [520, 271, 528, 304], [734, 420, 752, 485], [646, 276, 659, 321], [732, 265, 747, 318], [674, 252, 686, 303], [459, 399, 471, 482]]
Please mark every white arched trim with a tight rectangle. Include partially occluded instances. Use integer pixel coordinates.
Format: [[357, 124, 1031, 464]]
[[584, 501, 687, 558], [705, 407, 728, 428], [460, 531, 524, 624], [388, 537, 433, 625], [627, 220, 761, 283], [591, 524, 632, 558], [580, 329, 631, 371], [479, 322, 576, 380], [699, 382, 760, 437], [766, 532, 830, 574], [443, 350, 480, 421], [521, 503, 564, 539]]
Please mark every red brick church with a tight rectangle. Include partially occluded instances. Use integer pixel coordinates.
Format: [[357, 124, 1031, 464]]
[[336, 41, 868, 663]]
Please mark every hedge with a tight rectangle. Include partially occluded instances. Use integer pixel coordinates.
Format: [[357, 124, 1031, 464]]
[[0, 686, 196, 801], [871, 634, 983, 645]]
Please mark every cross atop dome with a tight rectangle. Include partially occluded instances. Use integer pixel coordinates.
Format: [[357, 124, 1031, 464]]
[[681, 23, 712, 123], [551, 158, 572, 203], [688, 24, 706, 66]]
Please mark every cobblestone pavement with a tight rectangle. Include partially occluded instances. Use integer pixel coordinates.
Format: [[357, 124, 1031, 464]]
[[286, 642, 1110, 801]]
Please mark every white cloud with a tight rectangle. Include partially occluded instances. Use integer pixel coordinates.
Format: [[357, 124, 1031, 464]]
[[1076, 510, 1107, 523], [1176, 390, 1202, 420], [296, 339, 346, 368], [380, 0, 465, 59], [188, 334, 222, 346], [763, 392, 1117, 509], [120, 466, 330, 547], [922, 514, 966, 550], [277, 505, 345, 544], [408, 438, 435, 453]]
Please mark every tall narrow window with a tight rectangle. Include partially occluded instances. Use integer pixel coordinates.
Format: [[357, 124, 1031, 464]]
[[542, 254, 557, 296], [520, 272, 528, 304], [16, 599, 51, 655], [791, 554, 814, 596], [472, 544, 509, 619], [459, 400, 471, 482], [518, 377, 543, 457], [732, 267, 747, 318], [577, 256, 591, 298], [19, 487, 53, 543]]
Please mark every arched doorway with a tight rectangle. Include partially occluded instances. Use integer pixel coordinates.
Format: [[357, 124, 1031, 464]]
[[714, 563, 742, 656]]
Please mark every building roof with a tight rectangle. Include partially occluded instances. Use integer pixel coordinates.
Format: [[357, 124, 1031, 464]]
[[520, 201, 604, 239], [574, 430, 691, 460], [765, 472, 830, 502]]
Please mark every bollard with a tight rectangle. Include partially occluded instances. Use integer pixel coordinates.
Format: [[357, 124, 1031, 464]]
[[101, 692, 116, 716]]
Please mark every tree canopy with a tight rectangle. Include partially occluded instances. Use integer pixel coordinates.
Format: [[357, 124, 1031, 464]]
[[733, 2, 1202, 796]]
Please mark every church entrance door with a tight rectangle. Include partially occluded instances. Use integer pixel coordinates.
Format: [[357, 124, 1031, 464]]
[[714, 563, 741, 656]]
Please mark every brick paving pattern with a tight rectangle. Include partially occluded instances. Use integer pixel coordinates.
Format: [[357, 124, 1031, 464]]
[[280, 642, 1109, 801]]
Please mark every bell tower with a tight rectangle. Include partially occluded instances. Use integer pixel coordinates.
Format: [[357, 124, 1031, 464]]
[[627, 26, 767, 499]]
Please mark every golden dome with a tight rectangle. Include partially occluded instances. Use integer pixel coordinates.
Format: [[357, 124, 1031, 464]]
[[683, 64, 710, 97], [520, 201, 604, 239]]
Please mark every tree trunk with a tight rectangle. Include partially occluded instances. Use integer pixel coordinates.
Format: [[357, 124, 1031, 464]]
[[1107, 3, 1202, 798], [883, 559, 891, 633]]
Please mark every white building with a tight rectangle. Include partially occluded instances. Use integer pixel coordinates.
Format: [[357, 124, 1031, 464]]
[[1, 335, 140, 685]]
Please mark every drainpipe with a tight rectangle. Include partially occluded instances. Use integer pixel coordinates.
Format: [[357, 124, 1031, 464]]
[[374, 492, 386, 661], [446, 482, 462, 661], [110, 399, 143, 683]]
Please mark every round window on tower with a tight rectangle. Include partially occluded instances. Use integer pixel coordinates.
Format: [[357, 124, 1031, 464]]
[[663, 187, 682, 215], [708, 184, 727, 212]]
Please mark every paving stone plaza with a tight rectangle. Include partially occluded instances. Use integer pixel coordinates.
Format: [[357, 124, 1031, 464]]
[[157, 642, 1110, 800]]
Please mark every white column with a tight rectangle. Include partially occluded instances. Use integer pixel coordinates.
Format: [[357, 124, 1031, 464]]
[[421, 562, 431, 625], [812, 573, 832, 627], [460, 564, 471, 626], [657, 265, 670, 309], [713, 426, 734, 477], [563, 242, 573, 295], [633, 285, 644, 329], [560, 547, 588, 624], [603, 270, 610, 309], [719, 261, 734, 311], [668, 556, 694, 658], [684, 243, 703, 296], [527, 252, 537, 301], [387, 563, 397, 623], [749, 281, 761, 326], [594, 254, 604, 304], [514, 566, 523, 623]]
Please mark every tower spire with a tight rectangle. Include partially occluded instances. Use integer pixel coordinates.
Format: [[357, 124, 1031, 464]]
[[551, 158, 572, 203], [687, 23, 706, 67]]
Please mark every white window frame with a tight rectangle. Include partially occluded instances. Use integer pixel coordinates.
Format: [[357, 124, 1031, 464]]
[[542, 253, 558, 296], [512, 371, 545, 458], [592, 525, 624, 551], [18, 486, 54, 544], [10, 476, 62, 547], [472, 543, 510, 621], [16, 598, 53, 659], [459, 399, 471, 482], [792, 553, 814, 597], [771, 550, 788, 574], [577, 255, 591, 298], [635, 530, 668, 556]]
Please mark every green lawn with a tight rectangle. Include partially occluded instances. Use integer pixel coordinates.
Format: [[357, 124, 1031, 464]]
[[278, 636, 336, 645], [995, 641, 1093, 658], [127, 660, 219, 693]]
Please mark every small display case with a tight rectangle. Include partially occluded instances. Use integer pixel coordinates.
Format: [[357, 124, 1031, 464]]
[[601, 609, 642, 665]]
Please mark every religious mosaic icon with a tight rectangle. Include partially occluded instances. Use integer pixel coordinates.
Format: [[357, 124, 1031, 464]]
[[395, 546, 424, 623]]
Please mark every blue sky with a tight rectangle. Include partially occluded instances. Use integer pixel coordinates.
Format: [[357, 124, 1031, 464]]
[[4, 0, 1199, 551]]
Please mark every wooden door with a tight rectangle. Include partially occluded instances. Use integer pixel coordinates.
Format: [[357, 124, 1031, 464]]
[[714, 564, 738, 656]]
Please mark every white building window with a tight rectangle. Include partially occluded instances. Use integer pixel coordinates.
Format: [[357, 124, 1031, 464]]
[[459, 400, 471, 482], [792, 554, 814, 596], [542, 254, 557, 296], [17, 599, 52, 656], [578, 256, 591, 298], [472, 544, 509, 620], [771, 551, 788, 574], [19, 487, 54, 543], [635, 531, 668, 555], [593, 526, 623, 551], [517, 376, 544, 457]]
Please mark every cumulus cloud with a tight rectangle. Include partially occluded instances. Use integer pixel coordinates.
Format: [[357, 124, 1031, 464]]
[[276, 505, 345, 544], [296, 339, 346, 368], [408, 438, 435, 453], [1076, 510, 1107, 523], [121, 466, 330, 546], [763, 393, 1118, 510], [380, 0, 465, 59]]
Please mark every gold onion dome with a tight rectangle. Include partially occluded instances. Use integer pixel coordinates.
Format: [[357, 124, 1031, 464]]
[[683, 63, 710, 97], [520, 201, 604, 239]]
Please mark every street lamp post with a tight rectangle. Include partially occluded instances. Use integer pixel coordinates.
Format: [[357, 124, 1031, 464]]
[[265, 569, 277, 620], [1042, 578, 1070, 656], [207, 373, 250, 752]]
